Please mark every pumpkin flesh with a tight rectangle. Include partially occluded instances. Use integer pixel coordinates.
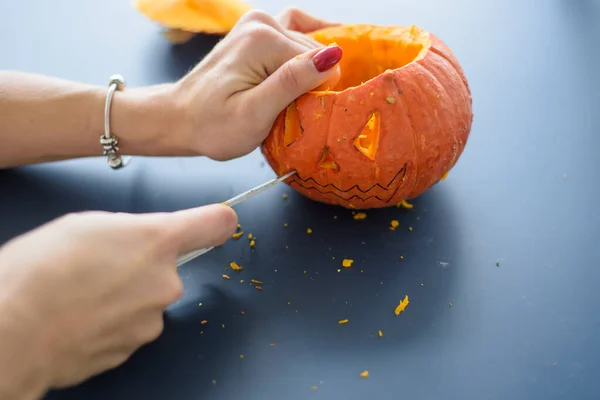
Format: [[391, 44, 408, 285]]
[[262, 24, 473, 209]]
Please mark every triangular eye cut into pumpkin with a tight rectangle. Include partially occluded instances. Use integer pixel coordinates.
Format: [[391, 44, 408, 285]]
[[318, 146, 339, 170], [283, 102, 303, 146], [353, 111, 381, 160]]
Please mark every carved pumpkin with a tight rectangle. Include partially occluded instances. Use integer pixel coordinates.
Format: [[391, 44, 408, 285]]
[[134, 0, 251, 43], [261, 24, 473, 209]]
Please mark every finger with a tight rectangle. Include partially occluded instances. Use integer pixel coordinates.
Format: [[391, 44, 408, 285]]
[[276, 7, 340, 33], [167, 204, 238, 255], [288, 30, 323, 49], [243, 10, 323, 50], [262, 35, 312, 77], [246, 45, 342, 119]]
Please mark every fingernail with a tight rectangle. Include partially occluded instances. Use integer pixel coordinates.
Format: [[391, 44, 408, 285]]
[[312, 45, 343, 72]]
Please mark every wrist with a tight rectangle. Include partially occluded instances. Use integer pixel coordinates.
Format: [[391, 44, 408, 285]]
[[108, 83, 184, 156]]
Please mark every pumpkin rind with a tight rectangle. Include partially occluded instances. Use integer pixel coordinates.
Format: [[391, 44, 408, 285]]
[[261, 24, 473, 209]]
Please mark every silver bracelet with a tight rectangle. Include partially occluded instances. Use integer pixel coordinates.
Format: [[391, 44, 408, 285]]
[[100, 74, 131, 169]]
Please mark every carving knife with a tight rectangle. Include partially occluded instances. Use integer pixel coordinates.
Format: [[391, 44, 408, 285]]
[[175, 170, 297, 267]]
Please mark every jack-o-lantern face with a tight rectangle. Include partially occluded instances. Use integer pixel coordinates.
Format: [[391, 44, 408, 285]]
[[262, 24, 473, 209]]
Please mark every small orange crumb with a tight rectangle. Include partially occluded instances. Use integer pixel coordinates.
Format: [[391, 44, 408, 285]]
[[311, 386, 318, 391], [269, 343, 275, 347], [315, 113, 322, 120], [338, 319, 349, 324], [240, 311, 245, 315], [239, 354, 244, 359], [389, 220, 399, 230], [250, 240, 255, 248], [201, 320, 208, 325], [397, 200, 413, 209], [248, 233, 253, 240], [222, 274, 230, 280], [282, 193, 288, 199], [342, 259, 354, 268], [409, 226, 413, 231], [255, 286, 263, 291], [400, 255, 404, 260], [284, 222, 288, 227], [307, 228, 312, 234], [240, 279, 244, 284], [378, 330, 383, 337], [441, 172, 449, 180], [353, 212, 367, 220], [232, 231, 244, 239], [236, 224, 241, 230], [251, 279, 263, 284], [360, 370, 369, 378], [229, 262, 243, 271]]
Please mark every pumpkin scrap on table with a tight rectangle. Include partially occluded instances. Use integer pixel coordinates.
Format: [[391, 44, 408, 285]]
[[133, 0, 252, 44], [262, 24, 473, 209]]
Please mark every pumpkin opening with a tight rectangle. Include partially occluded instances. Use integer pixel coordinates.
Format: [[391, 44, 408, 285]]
[[283, 102, 303, 146], [318, 146, 339, 170], [353, 111, 381, 160], [310, 24, 431, 91]]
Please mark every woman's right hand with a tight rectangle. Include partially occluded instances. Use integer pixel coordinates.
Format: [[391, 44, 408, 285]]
[[0, 205, 237, 398]]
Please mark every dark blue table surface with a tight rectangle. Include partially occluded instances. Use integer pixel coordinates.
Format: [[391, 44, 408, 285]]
[[1, 0, 599, 399]]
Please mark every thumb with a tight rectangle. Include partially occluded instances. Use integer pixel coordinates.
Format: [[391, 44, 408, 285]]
[[167, 204, 238, 255], [255, 44, 343, 117]]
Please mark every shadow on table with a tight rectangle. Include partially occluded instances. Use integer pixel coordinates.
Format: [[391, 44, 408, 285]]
[[44, 284, 250, 400]]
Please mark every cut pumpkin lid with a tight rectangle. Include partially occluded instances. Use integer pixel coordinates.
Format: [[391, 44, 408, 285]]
[[134, 0, 253, 34]]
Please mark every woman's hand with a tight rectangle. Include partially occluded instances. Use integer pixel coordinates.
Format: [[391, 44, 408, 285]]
[[0, 8, 341, 168], [161, 8, 343, 160], [0, 205, 237, 398]]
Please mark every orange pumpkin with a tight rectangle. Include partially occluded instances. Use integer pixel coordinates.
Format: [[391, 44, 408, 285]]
[[261, 24, 473, 209]]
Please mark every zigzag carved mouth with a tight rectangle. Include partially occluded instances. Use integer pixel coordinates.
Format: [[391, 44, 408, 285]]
[[288, 163, 408, 203]]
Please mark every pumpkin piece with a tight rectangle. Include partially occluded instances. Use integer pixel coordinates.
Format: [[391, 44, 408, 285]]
[[134, 0, 252, 43], [261, 24, 473, 209], [229, 261, 243, 271], [394, 295, 409, 315]]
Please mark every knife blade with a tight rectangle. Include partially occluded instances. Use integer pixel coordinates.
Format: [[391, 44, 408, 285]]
[[175, 170, 296, 267]]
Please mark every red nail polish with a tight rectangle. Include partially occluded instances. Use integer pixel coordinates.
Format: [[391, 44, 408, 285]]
[[312, 46, 343, 72]]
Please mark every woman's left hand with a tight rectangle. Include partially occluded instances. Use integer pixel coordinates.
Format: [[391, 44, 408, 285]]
[[155, 8, 343, 160]]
